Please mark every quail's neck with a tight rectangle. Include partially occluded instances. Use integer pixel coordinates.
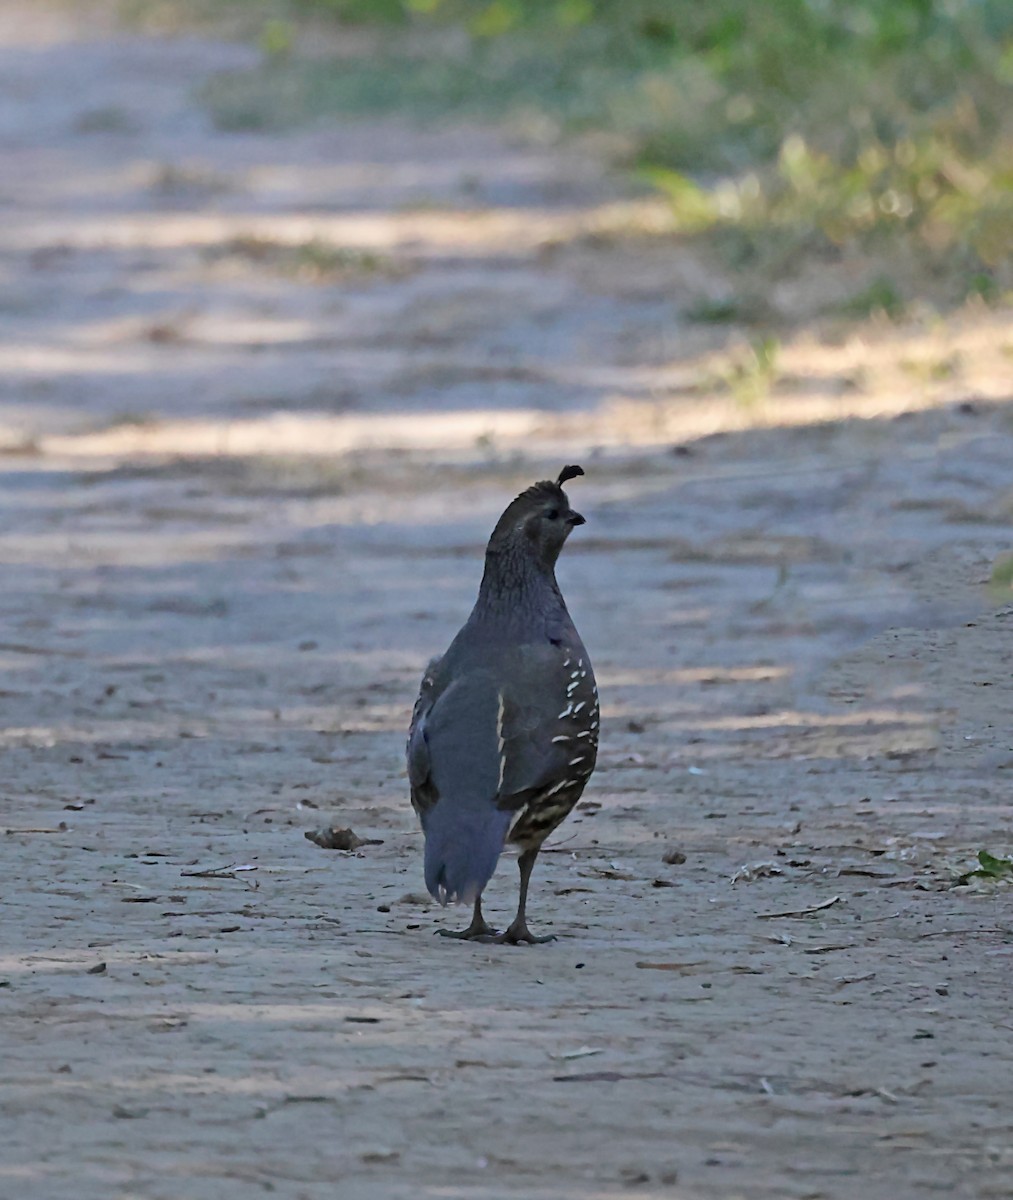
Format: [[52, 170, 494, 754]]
[[473, 540, 565, 626]]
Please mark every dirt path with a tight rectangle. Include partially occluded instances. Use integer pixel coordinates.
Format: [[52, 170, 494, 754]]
[[1, 6, 1012, 1200]]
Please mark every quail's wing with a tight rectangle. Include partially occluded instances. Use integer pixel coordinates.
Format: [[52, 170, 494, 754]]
[[496, 643, 598, 809], [407, 663, 503, 818], [406, 657, 441, 815]]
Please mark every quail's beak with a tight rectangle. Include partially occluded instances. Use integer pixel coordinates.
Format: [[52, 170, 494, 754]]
[[567, 511, 586, 527]]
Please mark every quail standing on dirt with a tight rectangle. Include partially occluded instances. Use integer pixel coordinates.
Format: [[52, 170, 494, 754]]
[[407, 466, 598, 943]]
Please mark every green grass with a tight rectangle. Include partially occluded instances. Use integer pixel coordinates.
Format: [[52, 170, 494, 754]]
[[836, 277, 907, 321], [714, 335, 781, 408], [956, 849, 1013, 885], [157, 0, 1013, 307]]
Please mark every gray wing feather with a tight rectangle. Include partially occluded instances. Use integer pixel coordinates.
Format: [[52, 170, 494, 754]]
[[410, 668, 510, 903], [424, 673, 502, 805], [407, 657, 440, 813]]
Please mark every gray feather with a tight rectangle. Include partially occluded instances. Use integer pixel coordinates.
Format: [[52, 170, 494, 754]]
[[410, 670, 510, 904]]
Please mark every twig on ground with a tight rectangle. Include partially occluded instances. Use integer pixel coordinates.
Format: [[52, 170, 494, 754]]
[[758, 895, 842, 920], [181, 864, 258, 879]]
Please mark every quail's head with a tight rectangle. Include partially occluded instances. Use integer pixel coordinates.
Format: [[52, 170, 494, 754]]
[[488, 465, 586, 568]]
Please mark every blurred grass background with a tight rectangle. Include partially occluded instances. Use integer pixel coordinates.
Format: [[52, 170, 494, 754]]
[[125, 0, 1013, 320]]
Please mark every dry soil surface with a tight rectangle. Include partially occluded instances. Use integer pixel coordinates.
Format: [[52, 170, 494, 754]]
[[1, 6, 1012, 1200]]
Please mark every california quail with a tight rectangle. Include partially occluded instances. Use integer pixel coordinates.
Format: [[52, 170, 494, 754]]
[[407, 465, 598, 943]]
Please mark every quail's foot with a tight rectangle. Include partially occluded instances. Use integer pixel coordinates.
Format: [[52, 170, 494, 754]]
[[437, 922, 500, 940], [488, 920, 555, 946], [436, 899, 497, 939]]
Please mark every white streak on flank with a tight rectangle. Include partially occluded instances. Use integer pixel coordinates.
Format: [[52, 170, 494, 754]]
[[577, 730, 594, 739], [589, 720, 599, 731], [545, 780, 569, 796], [552, 734, 571, 744], [496, 691, 506, 789], [566, 681, 579, 696], [572, 701, 587, 715], [568, 756, 585, 766], [577, 658, 583, 669], [562, 658, 572, 668], [558, 704, 574, 719]]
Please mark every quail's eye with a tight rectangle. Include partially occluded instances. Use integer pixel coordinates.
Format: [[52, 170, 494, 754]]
[[545, 508, 560, 521]]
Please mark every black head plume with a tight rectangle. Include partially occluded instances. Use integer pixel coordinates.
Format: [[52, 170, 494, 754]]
[[486, 463, 588, 559]]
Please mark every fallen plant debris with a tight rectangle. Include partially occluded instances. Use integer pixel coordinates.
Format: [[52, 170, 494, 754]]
[[304, 826, 384, 851], [635, 961, 706, 973], [731, 861, 783, 884], [835, 973, 877, 987], [552, 1071, 667, 1084], [180, 863, 259, 879], [758, 896, 842, 920], [955, 850, 1013, 886]]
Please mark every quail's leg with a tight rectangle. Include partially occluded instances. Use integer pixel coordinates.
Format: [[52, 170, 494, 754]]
[[437, 896, 498, 939], [497, 848, 555, 945]]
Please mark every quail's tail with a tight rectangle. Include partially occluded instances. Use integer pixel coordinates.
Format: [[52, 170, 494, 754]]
[[422, 805, 511, 906]]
